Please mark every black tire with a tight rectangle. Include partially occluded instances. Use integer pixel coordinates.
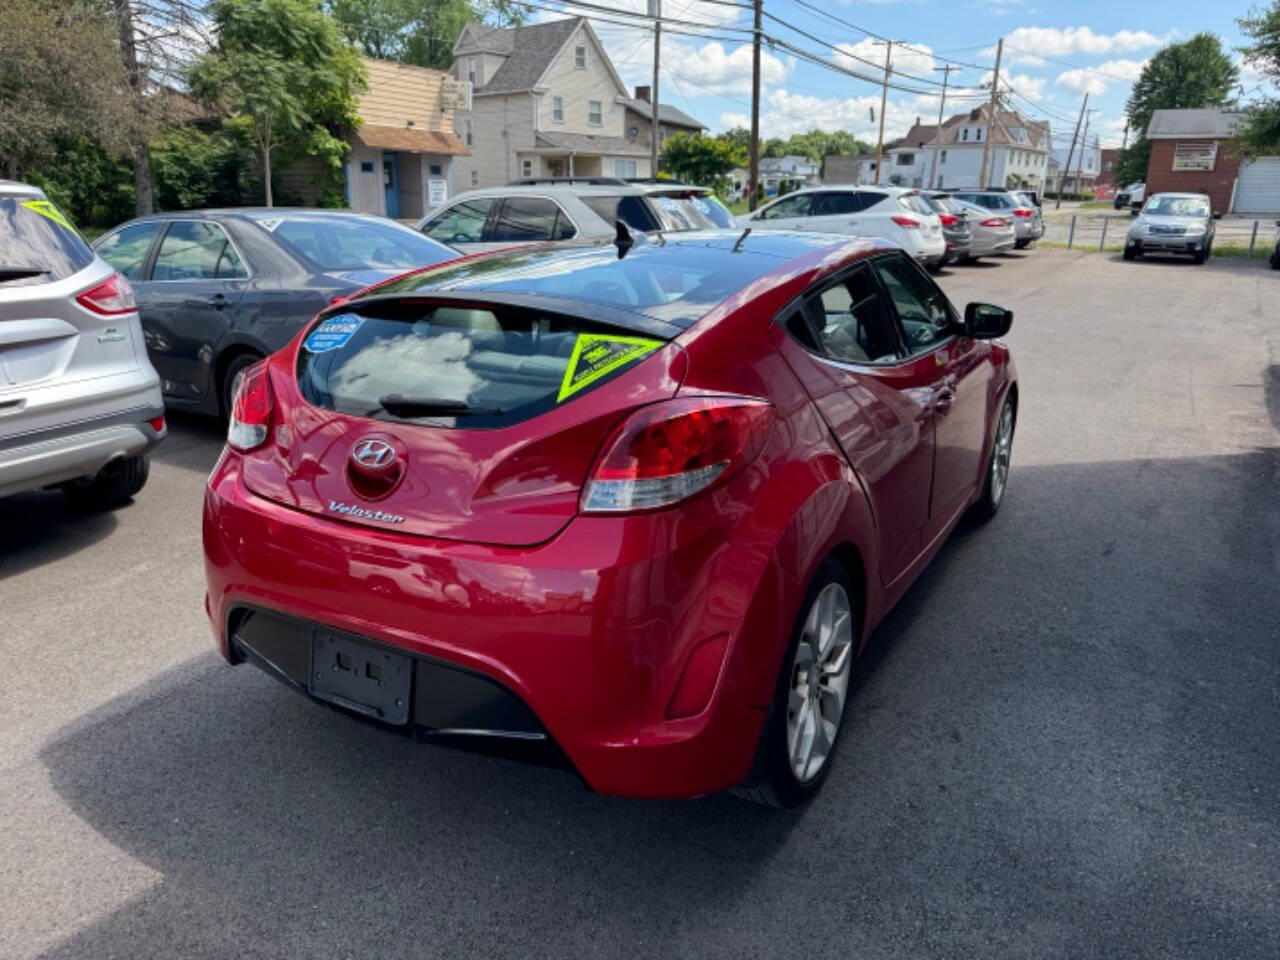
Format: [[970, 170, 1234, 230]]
[[737, 558, 857, 808], [1193, 245, 1209, 265], [1014, 238, 1029, 249], [1123, 247, 1137, 261], [220, 353, 262, 419], [973, 395, 1014, 521], [63, 455, 149, 510]]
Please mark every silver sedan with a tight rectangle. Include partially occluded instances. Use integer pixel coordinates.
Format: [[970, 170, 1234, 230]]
[[953, 200, 1017, 260]]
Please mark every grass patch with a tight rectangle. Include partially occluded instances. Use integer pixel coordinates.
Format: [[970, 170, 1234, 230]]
[[726, 197, 750, 216], [1210, 243, 1273, 260], [1077, 201, 1112, 209]]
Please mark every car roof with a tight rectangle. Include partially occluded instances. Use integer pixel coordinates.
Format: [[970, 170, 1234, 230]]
[[361, 229, 895, 332], [0, 180, 45, 198], [452, 184, 653, 200], [1147, 192, 1208, 199]]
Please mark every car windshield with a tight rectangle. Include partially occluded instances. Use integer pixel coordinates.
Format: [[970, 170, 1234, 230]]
[[896, 194, 934, 215], [1014, 193, 1037, 208], [0, 196, 93, 285], [1143, 196, 1210, 218], [928, 196, 964, 216], [247, 214, 456, 271]]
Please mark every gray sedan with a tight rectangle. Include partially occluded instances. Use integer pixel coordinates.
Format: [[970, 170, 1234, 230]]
[[952, 199, 1017, 260], [1123, 192, 1217, 264]]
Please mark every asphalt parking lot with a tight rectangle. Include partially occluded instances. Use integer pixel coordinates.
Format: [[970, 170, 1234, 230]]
[[2, 249, 1277, 959]]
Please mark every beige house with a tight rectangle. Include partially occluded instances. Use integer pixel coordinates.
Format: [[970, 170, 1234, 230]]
[[342, 58, 469, 219], [449, 17, 654, 186]]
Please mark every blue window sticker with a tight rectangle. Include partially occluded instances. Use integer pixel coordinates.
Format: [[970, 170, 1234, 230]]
[[304, 314, 365, 353]]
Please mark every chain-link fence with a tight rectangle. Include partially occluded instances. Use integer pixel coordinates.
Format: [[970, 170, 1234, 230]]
[[1041, 213, 1278, 257]]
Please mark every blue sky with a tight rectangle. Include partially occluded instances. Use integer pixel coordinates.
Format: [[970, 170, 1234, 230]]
[[536, 0, 1278, 151]]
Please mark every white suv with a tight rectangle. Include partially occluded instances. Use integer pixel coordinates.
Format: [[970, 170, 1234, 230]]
[[736, 186, 947, 265], [0, 181, 164, 505], [416, 179, 735, 252]]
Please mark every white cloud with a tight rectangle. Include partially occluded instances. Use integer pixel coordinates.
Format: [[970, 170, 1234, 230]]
[[832, 38, 936, 80], [982, 69, 1047, 101], [992, 26, 1165, 66], [721, 88, 962, 141], [1055, 58, 1146, 95], [652, 40, 789, 97]]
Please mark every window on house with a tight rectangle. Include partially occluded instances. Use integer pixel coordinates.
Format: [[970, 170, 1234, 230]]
[[896, 152, 915, 166], [588, 100, 602, 125], [521, 159, 533, 177], [975, 128, 982, 141], [961, 129, 969, 141], [613, 159, 637, 178], [553, 97, 564, 122], [575, 45, 586, 68], [470, 170, 479, 187], [940, 150, 947, 164], [467, 58, 477, 85], [464, 119, 473, 147]]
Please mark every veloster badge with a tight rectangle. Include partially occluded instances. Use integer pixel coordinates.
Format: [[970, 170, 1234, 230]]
[[327, 500, 405, 524]]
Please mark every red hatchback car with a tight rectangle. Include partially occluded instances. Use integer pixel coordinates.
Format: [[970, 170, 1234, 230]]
[[203, 230, 1017, 806]]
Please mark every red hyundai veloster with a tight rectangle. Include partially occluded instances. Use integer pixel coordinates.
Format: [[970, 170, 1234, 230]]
[[203, 229, 1017, 806]]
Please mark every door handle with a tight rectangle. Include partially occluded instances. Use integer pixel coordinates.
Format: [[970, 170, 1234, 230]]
[[934, 389, 955, 413], [209, 293, 229, 309]]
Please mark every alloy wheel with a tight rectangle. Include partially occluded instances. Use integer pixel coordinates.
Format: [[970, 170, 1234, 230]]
[[786, 582, 854, 783], [990, 401, 1013, 505]]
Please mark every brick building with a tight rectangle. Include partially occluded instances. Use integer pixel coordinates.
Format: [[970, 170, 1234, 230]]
[[1143, 109, 1244, 214]]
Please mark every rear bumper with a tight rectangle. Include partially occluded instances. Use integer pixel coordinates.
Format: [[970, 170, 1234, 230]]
[[1014, 221, 1044, 241], [0, 385, 165, 498], [969, 235, 1016, 256], [203, 455, 777, 799]]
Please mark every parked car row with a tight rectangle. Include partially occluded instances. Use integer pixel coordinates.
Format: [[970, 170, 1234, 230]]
[[734, 185, 1040, 268], [4, 177, 1020, 809]]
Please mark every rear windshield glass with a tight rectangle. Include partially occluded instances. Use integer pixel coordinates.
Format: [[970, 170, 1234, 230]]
[[927, 196, 962, 215], [296, 303, 663, 428], [581, 195, 662, 232], [896, 194, 934, 215], [0, 197, 93, 285], [646, 193, 735, 229], [247, 214, 455, 271], [373, 243, 766, 318]]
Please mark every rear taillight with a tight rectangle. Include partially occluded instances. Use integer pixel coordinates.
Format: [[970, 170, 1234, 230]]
[[582, 397, 774, 513], [980, 218, 1007, 228], [890, 216, 921, 229], [76, 273, 136, 315], [938, 213, 958, 227], [1012, 207, 1034, 218], [227, 363, 273, 452]]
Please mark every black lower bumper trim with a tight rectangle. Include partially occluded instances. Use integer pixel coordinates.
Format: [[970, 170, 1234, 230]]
[[227, 605, 572, 770]]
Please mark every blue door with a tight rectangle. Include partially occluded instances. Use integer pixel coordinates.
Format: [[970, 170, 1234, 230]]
[[382, 154, 399, 218]]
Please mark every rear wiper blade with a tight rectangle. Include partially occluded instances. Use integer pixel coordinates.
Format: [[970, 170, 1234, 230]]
[[377, 394, 504, 417], [0, 266, 48, 283]]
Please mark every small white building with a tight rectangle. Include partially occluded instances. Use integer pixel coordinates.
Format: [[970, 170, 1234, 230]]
[[883, 105, 1051, 193]]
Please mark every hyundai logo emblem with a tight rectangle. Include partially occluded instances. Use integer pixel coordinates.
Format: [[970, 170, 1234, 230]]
[[351, 438, 397, 471]]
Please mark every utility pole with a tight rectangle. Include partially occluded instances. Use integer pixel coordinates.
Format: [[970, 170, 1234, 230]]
[[927, 64, 955, 190], [978, 36, 1003, 189], [1055, 92, 1088, 209], [748, 0, 762, 210], [1075, 109, 1096, 197], [872, 40, 895, 185], [649, 0, 661, 180]]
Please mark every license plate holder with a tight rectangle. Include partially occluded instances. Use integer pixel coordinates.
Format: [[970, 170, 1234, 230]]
[[309, 631, 412, 725]]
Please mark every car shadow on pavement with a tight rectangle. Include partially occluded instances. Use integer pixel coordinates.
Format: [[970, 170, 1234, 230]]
[[0, 489, 119, 580], [149, 411, 227, 476], [35, 449, 1280, 958]]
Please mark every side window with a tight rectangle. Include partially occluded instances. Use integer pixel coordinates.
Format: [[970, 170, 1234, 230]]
[[855, 190, 888, 211], [871, 253, 955, 355], [491, 197, 564, 242], [152, 221, 246, 281], [758, 195, 811, 220], [95, 221, 163, 281], [809, 192, 859, 216], [802, 265, 900, 364], [422, 198, 494, 243], [581, 195, 660, 232]]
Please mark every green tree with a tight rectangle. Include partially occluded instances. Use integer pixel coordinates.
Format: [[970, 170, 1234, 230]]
[[761, 137, 787, 159], [1236, 2, 1280, 156], [1112, 33, 1238, 185], [326, 0, 525, 69], [189, 0, 366, 206], [661, 133, 746, 188], [0, 0, 132, 179]]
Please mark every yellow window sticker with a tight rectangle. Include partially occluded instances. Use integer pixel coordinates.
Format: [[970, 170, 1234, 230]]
[[557, 333, 663, 402], [22, 199, 77, 233]]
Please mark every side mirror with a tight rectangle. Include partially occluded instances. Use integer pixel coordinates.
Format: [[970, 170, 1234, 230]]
[[964, 302, 1013, 339], [1212, 211, 1222, 220]]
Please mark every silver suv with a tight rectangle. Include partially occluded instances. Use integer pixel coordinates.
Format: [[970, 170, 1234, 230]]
[[415, 178, 735, 251], [0, 181, 164, 505]]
